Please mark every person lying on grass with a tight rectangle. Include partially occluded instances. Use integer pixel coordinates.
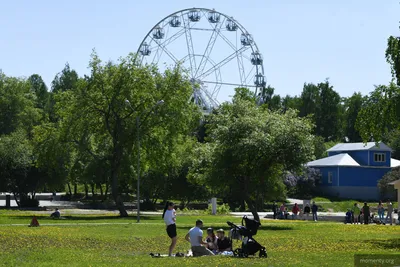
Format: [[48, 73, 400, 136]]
[[185, 219, 214, 257]]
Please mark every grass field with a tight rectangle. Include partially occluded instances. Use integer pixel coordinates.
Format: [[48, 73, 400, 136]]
[[0, 210, 399, 266]]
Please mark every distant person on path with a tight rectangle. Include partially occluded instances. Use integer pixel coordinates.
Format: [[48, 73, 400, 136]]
[[162, 201, 177, 256], [312, 201, 318, 221], [304, 204, 311, 220], [50, 208, 60, 218], [377, 200, 384, 223], [292, 203, 300, 220], [362, 203, 370, 225], [185, 219, 214, 257], [385, 200, 393, 225], [272, 201, 277, 219], [352, 203, 361, 224], [279, 203, 285, 219]]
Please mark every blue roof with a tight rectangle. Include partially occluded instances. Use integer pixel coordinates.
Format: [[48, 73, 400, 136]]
[[327, 142, 392, 152], [307, 153, 360, 167]]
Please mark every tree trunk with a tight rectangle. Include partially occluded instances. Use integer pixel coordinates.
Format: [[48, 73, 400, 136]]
[[74, 184, 77, 195], [98, 183, 103, 197], [67, 183, 72, 195], [245, 196, 260, 222], [104, 183, 109, 201], [13, 193, 20, 207], [91, 183, 95, 199], [110, 145, 128, 217], [84, 183, 89, 199]]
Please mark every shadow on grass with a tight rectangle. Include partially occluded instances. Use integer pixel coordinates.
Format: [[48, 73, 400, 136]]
[[9, 215, 160, 222], [366, 238, 400, 249], [175, 224, 293, 231]]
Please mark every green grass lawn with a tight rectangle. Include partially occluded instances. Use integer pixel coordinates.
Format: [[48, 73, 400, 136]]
[[0, 210, 399, 266], [310, 197, 398, 212]]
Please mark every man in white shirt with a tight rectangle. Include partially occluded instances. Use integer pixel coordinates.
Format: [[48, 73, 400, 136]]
[[185, 219, 214, 256]]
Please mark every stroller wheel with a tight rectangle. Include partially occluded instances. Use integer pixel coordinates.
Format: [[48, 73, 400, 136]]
[[233, 248, 241, 257], [259, 248, 267, 258]]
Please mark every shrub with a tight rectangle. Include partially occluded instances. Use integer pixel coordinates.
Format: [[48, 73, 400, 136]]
[[206, 203, 231, 214], [378, 167, 400, 199], [284, 167, 322, 198]]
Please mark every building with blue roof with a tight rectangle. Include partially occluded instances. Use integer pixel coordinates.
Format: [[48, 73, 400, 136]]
[[307, 142, 400, 200]]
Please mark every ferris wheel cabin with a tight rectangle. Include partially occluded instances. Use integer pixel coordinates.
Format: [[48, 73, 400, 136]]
[[208, 11, 220, 23], [152, 26, 165, 39], [169, 16, 181, 27], [226, 19, 238, 31], [251, 52, 263, 65], [254, 74, 266, 87], [188, 10, 201, 22], [241, 33, 253, 46], [139, 42, 151, 56]]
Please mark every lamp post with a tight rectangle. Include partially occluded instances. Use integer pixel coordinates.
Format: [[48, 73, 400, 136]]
[[125, 99, 164, 222]]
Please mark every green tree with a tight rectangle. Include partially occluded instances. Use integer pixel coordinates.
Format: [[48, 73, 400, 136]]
[[51, 63, 79, 93], [314, 80, 342, 141], [299, 83, 319, 118], [282, 95, 301, 112], [378, 167, 400, 199], [386, 35, 400, 86], [343, 92, 363, 142], [356, 83, 400, 142], [54, 52, 200, 216], [190, 98, 315, 221], [28, 74, 49, 109]]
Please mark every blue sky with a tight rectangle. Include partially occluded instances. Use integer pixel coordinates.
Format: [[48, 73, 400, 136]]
[[0, 0, 399, 99]]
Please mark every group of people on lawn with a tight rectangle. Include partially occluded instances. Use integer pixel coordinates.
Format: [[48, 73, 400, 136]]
[[272, 201, 319, 221], [345, 200, 394, 225], [162, 201, 233, 257]]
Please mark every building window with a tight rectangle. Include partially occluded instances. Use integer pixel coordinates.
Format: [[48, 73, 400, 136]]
[[328, 172, 333, 184], [374, 153, 386, 163]]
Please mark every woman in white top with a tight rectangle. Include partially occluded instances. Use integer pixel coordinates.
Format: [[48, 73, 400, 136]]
[[162, 201, 177, 256]]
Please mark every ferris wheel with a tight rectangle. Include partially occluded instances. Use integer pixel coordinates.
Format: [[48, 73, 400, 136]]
[[136, 8, 266, 111]]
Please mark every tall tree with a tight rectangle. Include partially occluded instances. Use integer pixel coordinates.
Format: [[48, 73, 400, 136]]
[[54, 52, 200, 216], [299, 83, 319, 118], [282, 95, 301, 112], [356, 83, 400, 142], [343, 92, 363, 142], [189, 97, 315, 221], [314, 80, 342, 141], [28, 74, 49, 109], [51, 63, 79, 93], [386, 35, 400, 86]]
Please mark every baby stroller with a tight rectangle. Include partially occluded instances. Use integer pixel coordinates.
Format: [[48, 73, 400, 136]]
[[227, 215, 267, 258]]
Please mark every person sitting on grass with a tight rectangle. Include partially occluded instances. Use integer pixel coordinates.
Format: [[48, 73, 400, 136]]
[[216, 229, 232, 253], [185, 219, 214, 257], [205, 228, 218, 254], [50, 208, 60, 219]]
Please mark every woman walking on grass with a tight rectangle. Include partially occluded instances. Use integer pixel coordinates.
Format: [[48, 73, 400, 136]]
[[162, 201, 177, 256]]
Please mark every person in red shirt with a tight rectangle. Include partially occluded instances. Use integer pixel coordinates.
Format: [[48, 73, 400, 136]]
[[292, 203, 300, 220]]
